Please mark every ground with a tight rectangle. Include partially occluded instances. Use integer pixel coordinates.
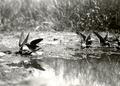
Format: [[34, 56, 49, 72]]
[[0, 31, 120, 86]]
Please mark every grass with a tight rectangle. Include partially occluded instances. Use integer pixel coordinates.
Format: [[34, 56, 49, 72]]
[[0, 0, 120, 32]]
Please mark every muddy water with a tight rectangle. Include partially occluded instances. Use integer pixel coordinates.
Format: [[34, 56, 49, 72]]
[[41, 50, 120, 86], [1, 48, 119, 86]]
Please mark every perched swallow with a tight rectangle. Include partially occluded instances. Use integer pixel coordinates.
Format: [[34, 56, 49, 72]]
[[76, 32, 93, 48], [18, 31, 43, 56], [93, 31, 110, 47]]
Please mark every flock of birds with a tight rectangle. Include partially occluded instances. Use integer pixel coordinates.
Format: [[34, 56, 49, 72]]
[[0, 31, 120, 71], [76, 31, 120, 50], [0, 31, 120, 56], [15, 31, 120, 56]]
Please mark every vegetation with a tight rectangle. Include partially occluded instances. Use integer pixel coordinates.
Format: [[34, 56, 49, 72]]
[[0, 0, 120, 32]]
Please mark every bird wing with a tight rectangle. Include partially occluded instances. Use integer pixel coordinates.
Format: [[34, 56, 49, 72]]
[[104, 32, 108, 41], [93, 31, 105, 43], [77, 32, 86, 41], [20, 33, 29, 49], [86, 34, 91, 43], [30, 38, 43, 45], [19, 31, 24, 47]]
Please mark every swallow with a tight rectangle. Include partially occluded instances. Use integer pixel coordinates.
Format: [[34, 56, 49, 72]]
[[18, 31, 44, 56], [76, 32, 93, 48], [93, 31, 110, 47]]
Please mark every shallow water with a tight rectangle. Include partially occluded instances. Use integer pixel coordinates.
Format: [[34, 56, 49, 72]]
[[26, 46, 120, 86], [0, 32, 120, 86], [1, 48, 120, 86], [38, 48, 120, 86]]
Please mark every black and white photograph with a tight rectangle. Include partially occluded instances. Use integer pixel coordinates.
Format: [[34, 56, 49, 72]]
[[0, 0, 120, 86]]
